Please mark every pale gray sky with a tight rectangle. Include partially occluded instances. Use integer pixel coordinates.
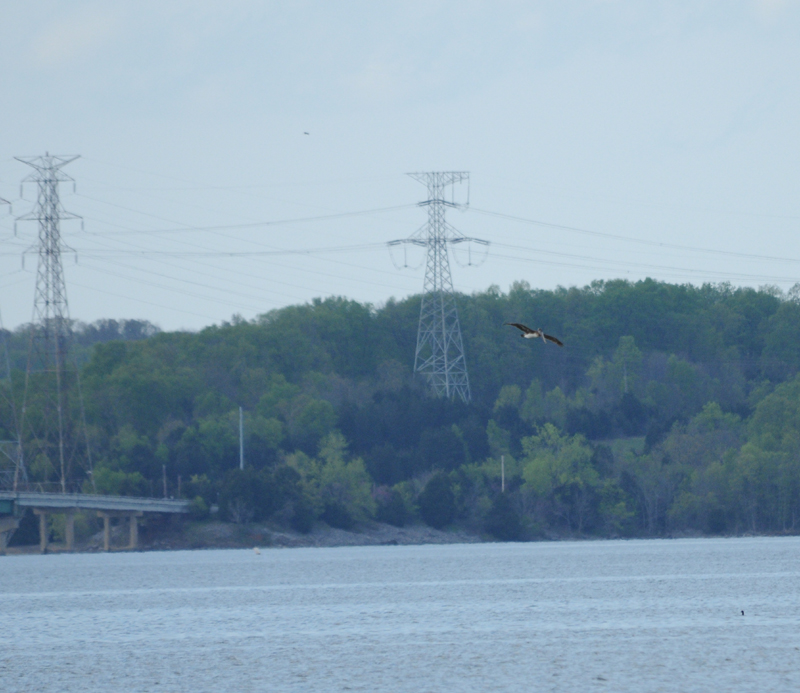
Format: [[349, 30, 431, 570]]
[[1, 1, 799, 331]]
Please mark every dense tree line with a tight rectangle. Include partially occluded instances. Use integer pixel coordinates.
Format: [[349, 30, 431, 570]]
[[5, 279, 800, 539]]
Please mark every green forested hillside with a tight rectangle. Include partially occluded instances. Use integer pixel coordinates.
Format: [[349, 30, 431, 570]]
[[5, 278, 800, 539]]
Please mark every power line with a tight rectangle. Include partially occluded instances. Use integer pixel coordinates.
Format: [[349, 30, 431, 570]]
[[11, 242, 387, 258], [471, 207, 800, 265], [66, 276, 223, 323], [488, 247, 800, 284], [57, 217, 418, 316], [77, 258, 271, 313], [74, 229, 415, 297], [75, 193, 415, 235], [58, 201, 419, 288]]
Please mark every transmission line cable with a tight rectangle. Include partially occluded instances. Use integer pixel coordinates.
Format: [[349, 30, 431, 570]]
[[471, 208, 800, 264]]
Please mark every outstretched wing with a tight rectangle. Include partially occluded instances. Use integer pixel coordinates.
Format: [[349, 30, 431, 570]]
[[504, 322, 534, 334], [543, 333, 564, 347]]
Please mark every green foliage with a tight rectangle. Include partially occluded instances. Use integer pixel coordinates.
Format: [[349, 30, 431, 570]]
[[185, 474, 215, 504], [316, 432, 376, 523], [494, 385, 522, 411], [732, 375, 800, 531], [597, 479, 635, 535], [522, 425, 596, 496], [284, 499, 311, 533], [91, 467, 148, 497], [419, 472, 456, 529], [287, 396, 336, 453], [12, 280, 800, 538], [420, 425, 467, 470], [218, 469, 269, 523], [484, 493, 523, 541], [375, 487, 408, 527], [189, 496, 210, 520], [521, 424, 600, 532], [321, 501, 354, 529]]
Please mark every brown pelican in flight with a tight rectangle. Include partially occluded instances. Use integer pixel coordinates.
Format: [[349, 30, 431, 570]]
[[504, 322, 564, 347]]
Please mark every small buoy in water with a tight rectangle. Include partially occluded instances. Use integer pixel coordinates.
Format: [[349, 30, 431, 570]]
[[254, 547, 261, 555]]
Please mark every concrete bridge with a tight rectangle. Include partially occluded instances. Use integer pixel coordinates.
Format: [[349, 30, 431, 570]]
[[0, 491, 189, 554]]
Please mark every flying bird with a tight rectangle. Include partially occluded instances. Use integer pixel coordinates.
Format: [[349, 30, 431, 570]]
[[304, 131, 310, 135], [504, 322, 564, 347]]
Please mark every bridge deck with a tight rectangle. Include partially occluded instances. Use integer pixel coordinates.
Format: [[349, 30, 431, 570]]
[[0, 491, 189, 514]]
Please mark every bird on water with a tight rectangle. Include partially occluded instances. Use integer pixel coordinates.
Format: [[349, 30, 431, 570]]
[[504, 322, 564, 347]]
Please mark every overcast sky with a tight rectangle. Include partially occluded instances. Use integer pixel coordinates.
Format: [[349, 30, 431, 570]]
[[1, 1, 799, 332]]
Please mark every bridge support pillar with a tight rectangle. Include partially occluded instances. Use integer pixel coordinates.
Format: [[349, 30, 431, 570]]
[[129, 513, 139, 549], [33, 509, 48, 554], [101, 513, 110, 552], [64, 511, 75, 552], [98, 511, 143, 551]]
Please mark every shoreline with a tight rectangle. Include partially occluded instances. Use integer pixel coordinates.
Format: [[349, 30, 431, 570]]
[[3, 518, 792, 556], [3, 519, 485, 555]]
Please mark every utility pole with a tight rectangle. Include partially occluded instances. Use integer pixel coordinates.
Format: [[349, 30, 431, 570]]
[[16, 153, 92, 493], [389, 172, 487, 403]]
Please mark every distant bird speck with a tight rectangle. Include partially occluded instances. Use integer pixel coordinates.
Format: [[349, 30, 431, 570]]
[[304, 132, 310, 135]]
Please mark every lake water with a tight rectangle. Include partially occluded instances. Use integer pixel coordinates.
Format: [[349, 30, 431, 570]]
[[1, 537, 799, 692]]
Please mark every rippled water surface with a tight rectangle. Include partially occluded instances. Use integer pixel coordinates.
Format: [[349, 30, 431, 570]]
[[2, 537, 800, 692]]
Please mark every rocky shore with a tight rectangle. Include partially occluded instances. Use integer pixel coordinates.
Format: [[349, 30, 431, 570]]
[[5, 517, 484, 554], [147, 519, 484, 552]]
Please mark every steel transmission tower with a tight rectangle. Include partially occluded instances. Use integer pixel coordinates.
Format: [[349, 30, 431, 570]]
[[390, 172, 488, 403], [16, 153, 91, 493]]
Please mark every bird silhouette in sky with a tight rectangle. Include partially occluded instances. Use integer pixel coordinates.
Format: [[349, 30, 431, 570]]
[[504, 322, 564, 347]]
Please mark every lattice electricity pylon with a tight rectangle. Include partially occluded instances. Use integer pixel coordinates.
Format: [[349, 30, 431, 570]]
[[15, 153, 92, 493], [388, 172, 488, 403]]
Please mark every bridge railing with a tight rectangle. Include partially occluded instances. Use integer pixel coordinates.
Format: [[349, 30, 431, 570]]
[[0, 479, 182, 499], [0, 490, 190, 514], [1, 480, 85, 494]]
